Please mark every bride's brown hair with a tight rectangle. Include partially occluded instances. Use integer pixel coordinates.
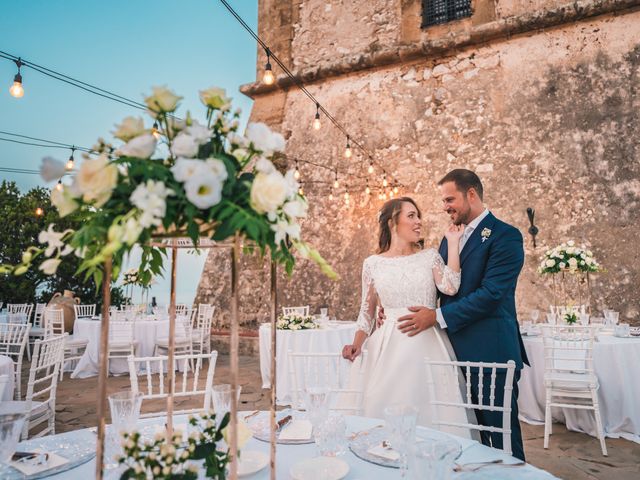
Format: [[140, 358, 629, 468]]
[[377, 197, 422, 254]]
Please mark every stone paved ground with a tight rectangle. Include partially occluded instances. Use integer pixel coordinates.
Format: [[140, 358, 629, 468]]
[[21, 356, 640, 480]]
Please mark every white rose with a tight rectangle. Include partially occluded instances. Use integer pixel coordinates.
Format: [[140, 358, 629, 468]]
[[255, 156, 276, 174], [123, 217, 143, 245], [283, 197, 308, 219], [221, 419, 252, 450], [567, 240, 575, 247], [40, 156, 67, 182], [184, 172, 223, 209], [51, 186, 78, 217], [283, 170, 300, 198], [112, 116, 146, 142], [568, 258, 578, 268], [250, 171, 287, 214], [559, 262, 566, 269], [228, 132, 249, 148], [186, 120, 212, 145], [39, 258, 61, 275], [199, 86, 230, 109], [75, 154, 118, 206], [232, 148, 249, 162], [171, 158, 203, 182], [206, 158, 228, 183], [566, 247, 575, 254], [545, 259, 555, 268], [271, 219, 301, 245], [144, 86, 182, 113], [245, 122, 285, 154], [171, 133, 200, 158], [117, 133, 157, 159]]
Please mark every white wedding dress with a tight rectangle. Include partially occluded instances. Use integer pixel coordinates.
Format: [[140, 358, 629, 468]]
[[346, 248, 473, 436]]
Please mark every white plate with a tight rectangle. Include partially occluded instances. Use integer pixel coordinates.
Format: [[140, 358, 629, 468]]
[[290, 457, 349, 480], [238, 450, 269, 477]]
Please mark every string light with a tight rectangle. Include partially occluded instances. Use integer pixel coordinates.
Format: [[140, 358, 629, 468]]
[[329, 190, 334, 201], [55, 179, 63, 191], [152, 121, 161, 140], [365, 183, 371, 195], [262, 48, 275, 85], [66, 148, 75, 170], [298, 186, 304, 195], [35, 207, 44, 217], [294, 160, 301, 180], [344, 136, 352, 159], [368, 159, 374, 174], [344, 191, 349, 200], [389, 189, 395, 198], [333, 171, 339, 189], [9, 58, 24, 98], [313, 103, 321, 130], [382, 173, 388, 188], [393, 185, 399, 195], [381, 192, 387, 200]]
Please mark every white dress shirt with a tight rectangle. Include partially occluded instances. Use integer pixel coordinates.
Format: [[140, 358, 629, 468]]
[[436, 208, 489, 329]]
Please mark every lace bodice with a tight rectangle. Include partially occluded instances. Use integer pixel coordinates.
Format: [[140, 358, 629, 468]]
[[356, 248, 461, 335]]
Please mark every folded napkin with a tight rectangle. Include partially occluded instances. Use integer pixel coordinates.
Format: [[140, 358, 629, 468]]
[[10, 450, 68, 476], [279, 420, 313, 441], [367, 443, 400, 461]]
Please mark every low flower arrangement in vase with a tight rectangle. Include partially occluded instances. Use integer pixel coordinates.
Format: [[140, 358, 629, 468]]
[[276, 313, 318, 330]]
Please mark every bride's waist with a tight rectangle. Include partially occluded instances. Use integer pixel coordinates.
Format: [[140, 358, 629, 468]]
[[382, 307, 423, 321]]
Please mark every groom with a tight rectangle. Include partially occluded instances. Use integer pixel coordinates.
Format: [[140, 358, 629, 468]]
[[395, 169, 529, 461]]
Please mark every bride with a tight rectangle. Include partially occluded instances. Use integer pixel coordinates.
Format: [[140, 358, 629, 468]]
[[341, 196, 471, 434]]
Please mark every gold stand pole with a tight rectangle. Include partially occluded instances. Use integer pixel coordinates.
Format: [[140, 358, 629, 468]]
[[166, 246, 178, 439], [229, 235, 240, 479], [95, 257, 112, 480], [269, 259, 278, 480]]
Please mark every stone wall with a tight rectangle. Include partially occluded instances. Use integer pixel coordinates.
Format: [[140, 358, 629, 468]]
[[195, 0, 640, 327]]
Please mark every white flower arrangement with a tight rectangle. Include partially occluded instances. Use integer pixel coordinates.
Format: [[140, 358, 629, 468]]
[[276, 314, 318, 330], [538, 240, 600, 275]]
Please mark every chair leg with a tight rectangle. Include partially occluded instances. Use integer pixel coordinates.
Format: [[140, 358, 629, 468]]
[[543, 391, 552, 449], [27, 340, 32, 361], [591, 389, 608, 456]]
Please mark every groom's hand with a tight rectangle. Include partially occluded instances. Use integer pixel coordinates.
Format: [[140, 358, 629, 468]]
[[376, 305, 386, 328], [397, 306, 437, 337]]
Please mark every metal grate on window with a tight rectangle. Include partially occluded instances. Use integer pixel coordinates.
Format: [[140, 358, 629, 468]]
[[422, 0, 473, 28]]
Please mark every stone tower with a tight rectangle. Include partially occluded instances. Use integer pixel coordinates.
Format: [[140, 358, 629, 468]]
[[195, 0, 640, 335]]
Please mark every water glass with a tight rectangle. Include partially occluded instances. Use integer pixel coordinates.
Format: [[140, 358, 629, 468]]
[[0, 412, 26, 463], [614, 323, 630, 337], [108, 391, 142, 431], [530, 309, 540, 323], [304, 387, 330, 429], [384, 405, 418, 477], [546, 313, 557, 325], [409, 439, 458, 480], [579, 313, 590, 326], [211, 384, 242, 418], [314, 414, 347, 456], [320, 308, 328, 319], [604, 310, 619, 326]]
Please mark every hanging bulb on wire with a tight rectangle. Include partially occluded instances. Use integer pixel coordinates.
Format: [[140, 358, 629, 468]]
[[344, 191, 349, 200], [313, 103, 321, 130], [382, 176, 388, 188], [368, 160, 374, 174], [333, 172, 339, 189], [9, 58, 24, 98], [263, 48, 275, 85], [66, 148, 75, 170], [329, 190, 334, 201], [389, 189, 395, 198], [35, 207, 44, 217], [365, 184, 371, 195], [393, 185, 399, 195], [382, 192, 387, 200], [152, 121, 161, 140], [298, 186, 304, 196], [55, 179, 63, 192], [344, 136, 352, 159], [294, 161, 301, 180]]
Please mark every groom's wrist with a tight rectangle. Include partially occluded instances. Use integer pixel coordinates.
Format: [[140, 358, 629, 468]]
[[436, 308, 448, 329]]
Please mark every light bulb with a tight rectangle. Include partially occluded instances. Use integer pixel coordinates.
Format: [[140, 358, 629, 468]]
[[9, 75, 24, 98], [298, 187, 304, 196], [294, 168, 300, 180], [393, 186, 399, 194], [152, 121, 161, 140], [35, 207, 44, 217], [345, 197, 350, 206], [313, 114, 321, 130], [365, 186, 371, 195], [334, 180, 339, 189], [382, 177, 388, 187], [263, 64, 275, 85], [329, 192, 334, 201], [368, 163, 374, 174], [389, 190, 395, 198], [66, 156, 75, 170], [344, 192, 349, 200], [382, 192, 387, 200], [55, 180, 63, 192]]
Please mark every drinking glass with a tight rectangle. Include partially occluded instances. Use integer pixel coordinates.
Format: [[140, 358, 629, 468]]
[[546, 313, 557, 325], [0, 412, 26, 463], [530, 309, 540, 324], [579, 313, 590, 326], [384, 405, 418, 477], [211, 384, 242, 419], [604, 310, 619, 326], [523, 321, 532, 334], [320, 308, 328, 319], [409, 439, 458, 480], [304, 387, 330, 429], [107, 391, 142, 469], [314, 414, 347, 457]]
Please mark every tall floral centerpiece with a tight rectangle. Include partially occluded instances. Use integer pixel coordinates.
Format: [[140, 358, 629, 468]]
[[538, 240, 600, 313]]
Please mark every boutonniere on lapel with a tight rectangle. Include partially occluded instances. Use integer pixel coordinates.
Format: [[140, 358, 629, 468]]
[[481, 228, 492, 243]]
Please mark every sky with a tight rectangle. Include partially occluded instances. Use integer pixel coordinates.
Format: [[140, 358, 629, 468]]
[[0, 0, 258, 304]]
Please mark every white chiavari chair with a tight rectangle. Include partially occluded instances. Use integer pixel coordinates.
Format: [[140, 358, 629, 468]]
[[288, 351, 366, 415], [282, 306, 310, 316], [73, 304, 96, 319], [541, 324, 606, 455], [27, 303, 47, 361], [192, 304, 215, 355], [127, 351, 218, 418], [18, 335, 66, 439], [108, 321, 138, 374], [0, 322, 30, 400], [153, 315, 194, 358], [424, 359, 517, 455], [44, 307, 88, 380], [7, 303, 33, 326], [0, 374, 9, 400]]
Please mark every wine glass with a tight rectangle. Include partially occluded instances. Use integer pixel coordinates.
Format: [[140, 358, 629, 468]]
[[0, 412, 26, 464], [530, 309, 540, 324], [211, 384, 242, 420], [107, 391, 142, 468], [546, 313, 557, 325], [384, 405, 418, 477], [304, 387, 330, 431]]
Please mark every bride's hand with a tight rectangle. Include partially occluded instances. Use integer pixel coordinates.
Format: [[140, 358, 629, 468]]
[[342, 344, 361, 362], [444, 224, 465, 244]]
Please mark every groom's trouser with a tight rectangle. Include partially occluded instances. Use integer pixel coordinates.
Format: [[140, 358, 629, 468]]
[[470, 369, 525, 461]]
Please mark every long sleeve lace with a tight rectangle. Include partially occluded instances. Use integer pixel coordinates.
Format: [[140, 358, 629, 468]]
[[356, 259, 377, 335], [432, 251, 461, 296]]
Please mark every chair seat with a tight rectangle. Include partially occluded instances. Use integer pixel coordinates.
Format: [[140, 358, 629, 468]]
[[545, 372, 598, 390], [29, 327, 46, 336], [156, 337, 191, 347], [109, 340, 139, 349], [6, 399, 47, 416], [65, 337, 89, 348]]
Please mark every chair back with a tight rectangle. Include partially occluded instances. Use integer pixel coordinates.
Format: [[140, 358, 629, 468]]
[[282, 306, 310, 316], [74, 304, 96, 319], [0, 322, 31, 363], [288, 351, 366, 414], [195, 305, 215, 331], [424, 359, 516, 455], [541, 325, 596, 376], [7, 303, 34, 317], [109, 321, 134, 344], [44, 307, 65, 338], [127, 351, 218, 418], [175, 304, 191, 315], [0, 374, 9, 399], [33, 303, 47, 328]]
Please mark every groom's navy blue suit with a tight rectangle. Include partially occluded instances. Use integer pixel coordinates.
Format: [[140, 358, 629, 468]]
[[438, 212, 528, 461]]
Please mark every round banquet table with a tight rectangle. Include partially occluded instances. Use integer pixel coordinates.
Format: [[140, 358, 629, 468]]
[[7, 413, 557, 479], [259, 321, 358, 405], [518, 332, 640, 443], [0, 354, 15, 401], [71, 317, 171, 378]]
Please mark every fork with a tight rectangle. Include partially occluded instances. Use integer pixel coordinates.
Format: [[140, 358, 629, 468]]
[[453, 459, 525, 472]]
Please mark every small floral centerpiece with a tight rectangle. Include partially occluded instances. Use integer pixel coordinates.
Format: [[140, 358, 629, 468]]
[[537, 241, 600, 275], [276, 313, 318, 330], [0, 85, 336, 285], [564, 311, 578, 325], [122, 268, 142, 286]]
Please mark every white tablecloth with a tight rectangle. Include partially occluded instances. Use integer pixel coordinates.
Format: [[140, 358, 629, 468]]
[[71, 317, 171, 378], [16, 413, 556, 479], [0, 355, 14, 401], [259, 322, 358, 405], [0, 313, 27, 324], [519, 333, 640, 443]]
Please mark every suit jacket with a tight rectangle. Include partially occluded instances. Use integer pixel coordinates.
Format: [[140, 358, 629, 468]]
[[438, 212, 529, 369]]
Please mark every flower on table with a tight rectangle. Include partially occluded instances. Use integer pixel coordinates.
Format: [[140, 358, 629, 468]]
[[271, 219, 301, 245], [221, 419, 252, 449]]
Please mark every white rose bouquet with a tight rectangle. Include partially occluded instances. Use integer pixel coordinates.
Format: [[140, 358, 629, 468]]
[[0, 85, 337, 285], [276, 313, 318, 330], [538, 240, 600, 275]]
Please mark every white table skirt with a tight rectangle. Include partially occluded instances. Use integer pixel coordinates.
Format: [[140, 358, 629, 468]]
[[519, 334, 640, 443], [71, 318, 171, 378], [259, 322, 358, 405], [0, 355, 15, 401], [19, 413, 556, 479]]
